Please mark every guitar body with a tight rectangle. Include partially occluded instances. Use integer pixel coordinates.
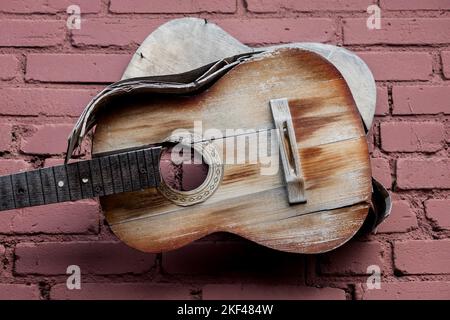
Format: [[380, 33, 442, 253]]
[[93, 49, 372, 254]]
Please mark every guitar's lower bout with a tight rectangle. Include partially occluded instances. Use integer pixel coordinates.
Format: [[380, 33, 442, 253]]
[[93, 48, 372, 254]]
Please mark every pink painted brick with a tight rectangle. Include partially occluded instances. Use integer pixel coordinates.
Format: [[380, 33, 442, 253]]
[[43, 158, 65, 167], [203, 284, 346, 300], [0, 284, 41, 300], [0, 20, 64, 47], [216, 18, 335, 44], [357, 281, 450, 300], [246, 0, 375, 12], [377, 200, 418, 233], [370, 158, 391, 188], [15, 241, 155, 275], [425, 199, 450, 230], [21, 124, 74, 155], [72, 19, 166, 47], [0, 0, 101, 13], [380, 0, 450, 10], [344, 18, 450, 45], [394, 240, 450, 274], [0, 124, 12, 151], [50, 283, 193, 300], [357, 52, 432, 81], [375, 87, 389, 115], [320, 241, 384, 275], [443, 51, 450, 79], [0, 88, 97, 117], [397, 158, 450, 189], [0, 201, 99, 234], [366, 130, 374, 154], [380, 121, 445, 152], [393, 86, 450, 115], [162, 241, 305, 277], [0, 55, 20, 81], [0, 159, 32, 175], [0, 244, 4, 265], [110, 0, 236, 13], [26, 54, 131, 83]]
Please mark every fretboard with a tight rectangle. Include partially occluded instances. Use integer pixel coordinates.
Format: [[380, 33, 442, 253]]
[[0, 146, 162, 211]]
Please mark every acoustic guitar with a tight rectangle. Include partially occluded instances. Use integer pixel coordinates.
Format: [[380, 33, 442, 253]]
[[0, 48, 372, 254]]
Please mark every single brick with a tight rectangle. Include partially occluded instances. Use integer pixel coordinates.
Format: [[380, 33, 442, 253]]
[[20, 124, 74, 155], [0, 20, 64, 47], [110, 0, 236, 13], [394, 240, 450, 274], [0, 54, 20, 80], [246, 0, 375, 12], [0, 88, 97, 117], [0, 0, 101, 13], [370, 158, 391, 188], [357, 52, 432, 81], [0, 124, 12, 151], [162, 241, 305, 278], [319, 241, 384, 275], [393, 86, 450, 115], [0, 284, 41, 300], [0, 159, 32, 175], [376, 200, 418, 233], [72, 19, 166, 47], [425, 199, 450, 230], [50, 283, 193, 300], [442, 51, 450, 79], [26, 54, 131, 83], [397, 158, 450, 189], [376, 87, 389, 115], [380, 0, 450, 10], [15, 241, 156, 275], [380, 121, 445, 152], [43, 158, 65, 167], [357, 281, 450, 300], [343, 18, 450, 45], [215, 18, 335, 44], [0, 201, 100, 234], [203, 284, 346, 300]]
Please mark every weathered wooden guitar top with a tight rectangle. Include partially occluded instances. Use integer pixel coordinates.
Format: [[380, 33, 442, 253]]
[[93, 48, 371, 254]]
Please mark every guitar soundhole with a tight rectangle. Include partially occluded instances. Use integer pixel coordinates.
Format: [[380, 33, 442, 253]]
[[159, 146, 209, 192]]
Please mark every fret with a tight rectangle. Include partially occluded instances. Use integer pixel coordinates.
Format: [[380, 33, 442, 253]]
[[53, 165, 71, 202], [0, 175, 15, 210], [90, 158, 105, 197], [40, 167, 58, 204], [151, 148, 161, 186], [109, 155, 123, 193], [143, 149, 156, 187], [78, 160, 94, 198], [99, 156, 114, 196], [128, 151, 141, 191], [66, 162, 82, 201], [11, 172, 30, 208], [26, 170, 45, 206], [136, 150, 150, 189], [119, 153, 133, 192]]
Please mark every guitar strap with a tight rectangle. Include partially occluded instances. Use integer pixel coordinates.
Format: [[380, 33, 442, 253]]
[[66, 50, 391, 231]]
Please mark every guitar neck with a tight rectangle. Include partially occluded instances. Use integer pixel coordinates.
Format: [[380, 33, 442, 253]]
[[0, 146, 162, 211]]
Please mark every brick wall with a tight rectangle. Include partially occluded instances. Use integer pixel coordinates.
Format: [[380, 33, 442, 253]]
[[0, 0, 449, 300]]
